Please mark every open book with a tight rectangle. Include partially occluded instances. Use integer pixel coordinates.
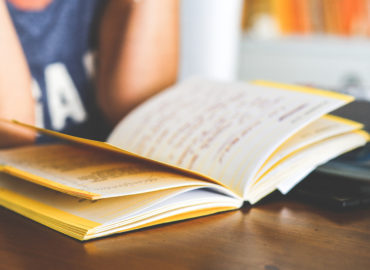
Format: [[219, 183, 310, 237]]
[[0, 79, 368, 240]]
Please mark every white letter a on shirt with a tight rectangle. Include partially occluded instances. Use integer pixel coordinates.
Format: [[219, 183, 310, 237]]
[[45, 63, 87, 130]]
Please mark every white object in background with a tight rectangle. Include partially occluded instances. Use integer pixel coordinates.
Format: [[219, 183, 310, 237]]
[[239, 35, 370, 101], [179, 0, 243, 81]]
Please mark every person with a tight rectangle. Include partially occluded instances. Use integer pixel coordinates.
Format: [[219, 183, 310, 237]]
[[0, 0, 179, 148]]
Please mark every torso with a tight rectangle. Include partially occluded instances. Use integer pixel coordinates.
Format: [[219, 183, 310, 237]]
[[7, 0, 109, 142]]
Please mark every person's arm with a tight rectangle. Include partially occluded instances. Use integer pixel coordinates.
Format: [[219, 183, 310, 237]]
[[97, 0, 179, 125], [0, 0, 36, 148]]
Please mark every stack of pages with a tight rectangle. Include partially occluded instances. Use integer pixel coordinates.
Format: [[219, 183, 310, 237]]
[[0, 79, 368, 240]]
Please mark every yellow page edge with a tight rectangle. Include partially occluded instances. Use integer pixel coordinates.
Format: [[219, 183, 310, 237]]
[[252, 114, 364, 183], [323, 114, 364, 129], [354, 129, 370, 141], [0, 165, 101, 200], [252, 80, 354, 102], [252, 130, 369, 186], [0, 186, 236, 241], [0, 187, 100, 240], [8, 120, 229, 190]]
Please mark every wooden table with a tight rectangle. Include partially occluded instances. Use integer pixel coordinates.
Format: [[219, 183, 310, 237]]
[[1, 192, 369, 270]]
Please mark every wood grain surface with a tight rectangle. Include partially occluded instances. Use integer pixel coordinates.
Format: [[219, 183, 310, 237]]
[[1, 193, 369, 270]]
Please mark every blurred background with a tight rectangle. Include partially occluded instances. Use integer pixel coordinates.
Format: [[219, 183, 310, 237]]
[[180, 0, 370, 101]]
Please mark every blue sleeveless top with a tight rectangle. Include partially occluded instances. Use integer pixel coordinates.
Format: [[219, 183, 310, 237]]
[[6, 0, 110, 143]]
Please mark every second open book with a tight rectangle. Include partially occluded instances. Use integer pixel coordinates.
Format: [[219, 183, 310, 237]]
[[0, 79, 368, 240]]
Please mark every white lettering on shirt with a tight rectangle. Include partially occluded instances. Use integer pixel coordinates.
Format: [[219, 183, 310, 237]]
[[31, 79, 44, 128], [45, 63, 87, 130], [83, 51, 95, 78]]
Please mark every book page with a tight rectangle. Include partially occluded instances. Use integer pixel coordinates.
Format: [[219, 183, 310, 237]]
[[107, 79, 353, 197], [253, 115, 364, 182], [0, 144, 227, 200], [0, 173, 242, 240], [247, 131, 369, 203]]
